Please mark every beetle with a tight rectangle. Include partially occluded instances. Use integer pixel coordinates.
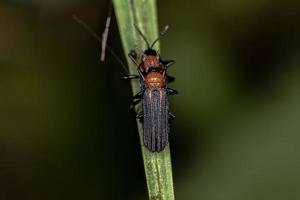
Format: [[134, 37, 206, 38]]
[[123, 25, 178, 152]]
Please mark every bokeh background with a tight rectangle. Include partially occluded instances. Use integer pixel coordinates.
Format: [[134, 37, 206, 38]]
[[1, 0, 300, 199]]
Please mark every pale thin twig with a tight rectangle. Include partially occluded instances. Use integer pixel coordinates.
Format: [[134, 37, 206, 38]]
[[101, 1, 113, 61]]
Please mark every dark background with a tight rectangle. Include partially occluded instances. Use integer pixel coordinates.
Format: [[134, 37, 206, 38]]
[[1, 0, 300, 199]]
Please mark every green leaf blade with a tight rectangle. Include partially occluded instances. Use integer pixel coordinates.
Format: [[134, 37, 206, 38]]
[[113, 0, 175, 199]]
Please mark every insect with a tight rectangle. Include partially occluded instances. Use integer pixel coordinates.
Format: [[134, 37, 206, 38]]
[[123, 25, 178, 152]]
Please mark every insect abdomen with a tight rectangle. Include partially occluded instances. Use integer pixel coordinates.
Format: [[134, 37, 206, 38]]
[[142, 88, 169, 152]]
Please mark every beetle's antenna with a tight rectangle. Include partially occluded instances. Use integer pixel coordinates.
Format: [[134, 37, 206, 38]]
[[134, 24, 150, 49], [137, 68, 145, 81], [151, 25, 169, 49]]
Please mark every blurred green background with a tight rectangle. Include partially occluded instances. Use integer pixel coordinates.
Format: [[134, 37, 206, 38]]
[[1, 0, 300, 199]]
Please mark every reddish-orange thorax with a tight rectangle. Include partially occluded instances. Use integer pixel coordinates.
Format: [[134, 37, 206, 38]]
[[144, 72, 165, 88], [142, 56, 163, 72]]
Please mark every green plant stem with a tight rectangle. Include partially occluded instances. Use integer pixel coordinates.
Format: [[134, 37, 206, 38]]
[[113, 0, 175, 199]]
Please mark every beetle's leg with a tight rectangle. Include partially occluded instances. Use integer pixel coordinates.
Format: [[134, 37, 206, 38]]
[[168, 112, 175, 120], [166, 88, 178, 95], [133, 91, 143, 99], [136, 111, 143, 119], [136, 111, 144, 123], [166, 75, 175, 83], [163, 60, 175, 68], [130, 91, 143, 111], [128, 50, 138, 65], [122, 74, 139, 81], [130, 99, 141, 110]]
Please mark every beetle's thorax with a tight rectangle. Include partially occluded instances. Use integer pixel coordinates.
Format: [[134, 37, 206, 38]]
[[144, 72, 165, 88], [142, 55, 163, 73]]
